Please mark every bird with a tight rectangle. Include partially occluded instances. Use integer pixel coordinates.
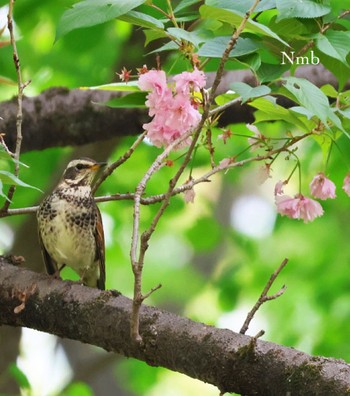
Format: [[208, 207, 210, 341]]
[[37, 157, 106, 290]]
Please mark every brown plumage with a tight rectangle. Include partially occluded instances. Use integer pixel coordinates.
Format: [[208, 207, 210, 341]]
[[37, 158, 106, 289]]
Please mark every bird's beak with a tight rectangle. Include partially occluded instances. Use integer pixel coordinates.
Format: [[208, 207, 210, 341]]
[[91, 162, 107, 171]]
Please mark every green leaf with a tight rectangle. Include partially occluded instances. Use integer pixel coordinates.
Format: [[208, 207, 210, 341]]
[[230, 82, 271, 103], [81, 81, 141, 92], [7, 363, 30, 389], [338, 108, 350, 119], [118, 10, 164, 30], [328, 0, 350, 16], [206, 0, 276, 13], [256, 63, 289, 83], [144, 29, 168, 46], [317, 51, 350, 90], [0, 179, 8, 201], [0, 146, 29, 168], [200, 5, 289, 46], [316, 30, 350, 67], [339, 90, 350, 106], [312, 133, 336, 165], [198, 36, 260, 58], [99, 92, 147, 108], [215, 91, 240, 106], [249, 97, 311, 130], [321, 84, 338, 98], [268, 15, 307, 37], [56, 0, 146, 40], [143, 29, 168, 46], [237, 53, 262, 72], [63, 382, 94, 396], [166, 27, 206, 47], [290, 106, 315, 120], [0, 170, 42, 191], [282, 76, 344, 132], [174, 0, 201, 13], [146, 41, 178, 55], [276, 0, 331, 22], [0, 145, 12, 161]]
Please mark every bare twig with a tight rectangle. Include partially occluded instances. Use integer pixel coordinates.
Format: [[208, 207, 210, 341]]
[[239, 258, 288, 335], [130, 129, 196, 342], [208, 97, 242, 117], [0, 0, 30, 213], [0, 133, 14, 157], [92, 132, 146, 194]]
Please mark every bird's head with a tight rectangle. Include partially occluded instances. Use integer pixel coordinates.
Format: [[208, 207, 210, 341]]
[[60, 158, 106, 187]]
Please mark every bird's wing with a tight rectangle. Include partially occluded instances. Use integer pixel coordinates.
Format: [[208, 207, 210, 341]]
[[38, 229, 58, 275], [94, 206, 106, 290]]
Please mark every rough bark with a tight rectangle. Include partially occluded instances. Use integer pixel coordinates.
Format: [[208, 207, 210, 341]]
[[1, 258, 349, 396], [0, 65, 343, 153], [0, 87, 148, 152]]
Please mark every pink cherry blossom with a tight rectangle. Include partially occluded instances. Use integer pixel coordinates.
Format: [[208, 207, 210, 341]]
[[309, 173, 336, 200], [138, 69, 168, 96], [274, 180, 286, 196], [165, 94, 201, 131], [173, 68, 206, 94], [143, 117, 191, 148], [275, 194, 324, 223], [145, 89, 173, 117], [139, 69, 205, 150], [342, 173, 350, 197], [218, 129, 232, 144]]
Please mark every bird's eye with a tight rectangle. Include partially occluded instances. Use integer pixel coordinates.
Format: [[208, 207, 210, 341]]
[[75, 164, 85, 170]]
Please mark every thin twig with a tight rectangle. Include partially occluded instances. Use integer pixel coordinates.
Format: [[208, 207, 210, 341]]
[[239, 258, 288, 335], [0, 1, 30, 213], [92, 132, 146, 194], [208, 97, 242, 117], [0, 133, 14, 157], [142, 283, 162, 300], [130, 129, 194, 342], [0, 130, 312, 219]]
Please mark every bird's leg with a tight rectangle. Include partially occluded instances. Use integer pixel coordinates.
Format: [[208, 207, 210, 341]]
[[51, 264, 66, 279], [58, 264, 66, 272], [78, 266, 88, 286]]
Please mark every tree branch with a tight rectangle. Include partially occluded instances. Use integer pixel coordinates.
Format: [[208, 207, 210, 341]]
[[240, 258, 288, 335], [0, 87, 148, 152], [1, 258, 350, 395]]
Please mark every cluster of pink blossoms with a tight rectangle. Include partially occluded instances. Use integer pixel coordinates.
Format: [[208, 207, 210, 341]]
[[275, 172, 350, 223], [138, 68, 206, 149]]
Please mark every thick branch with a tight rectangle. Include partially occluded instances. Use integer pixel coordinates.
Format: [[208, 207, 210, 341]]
[[0, 87, 148, 152], [0, 258, 349, 395], [0, 65, 343, 153]]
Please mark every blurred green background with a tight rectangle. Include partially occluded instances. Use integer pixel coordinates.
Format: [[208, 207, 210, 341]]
[[1, 0, 350, 395]]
